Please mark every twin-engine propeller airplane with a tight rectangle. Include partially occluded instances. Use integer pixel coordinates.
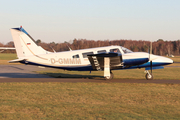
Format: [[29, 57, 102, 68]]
[[9, 26, 173, 80]]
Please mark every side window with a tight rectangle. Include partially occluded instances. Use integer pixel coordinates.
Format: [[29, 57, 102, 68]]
[[110, 48, 120, 53], [97, 50, 106, 53], [72, 54, 79, 58], [82, 52, 93, 58]]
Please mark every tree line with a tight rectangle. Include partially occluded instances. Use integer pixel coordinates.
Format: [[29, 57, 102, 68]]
[[1, 39, 180, 56]]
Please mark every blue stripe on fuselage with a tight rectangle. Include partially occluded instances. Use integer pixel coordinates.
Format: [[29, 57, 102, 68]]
[[137, 62, 171, 68], [124, 61, 171, 69], [20, 61, 94, 71], [123, 58, 149, 66]]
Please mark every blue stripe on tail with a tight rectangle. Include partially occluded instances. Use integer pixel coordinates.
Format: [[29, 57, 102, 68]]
[[12, 26, 28, 35]]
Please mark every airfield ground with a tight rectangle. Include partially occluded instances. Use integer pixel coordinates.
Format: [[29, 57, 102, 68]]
[[0, 54, 180, 119]]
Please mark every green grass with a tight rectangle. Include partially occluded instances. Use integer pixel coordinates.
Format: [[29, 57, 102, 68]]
[[0, 53, 19, 64], [0, 53, 17, 60], [0, 54, 180, 119], [170, 56, 180, 62], [0, 83, 180, 120]]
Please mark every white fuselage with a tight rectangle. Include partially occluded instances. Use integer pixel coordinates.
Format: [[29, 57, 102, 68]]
[[21, 45, 173, 71]]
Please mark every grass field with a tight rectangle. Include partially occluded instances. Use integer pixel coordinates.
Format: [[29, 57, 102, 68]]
[[0, 53, 180, 119], [0, 53, 17, 60], [0, 83, 180, 120], [0, 53, 19, 65]]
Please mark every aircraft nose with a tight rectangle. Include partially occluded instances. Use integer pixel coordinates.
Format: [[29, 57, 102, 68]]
[[160, 57, 173, 64], [152, 55, 173, 65], [165, 57, 173, 64]]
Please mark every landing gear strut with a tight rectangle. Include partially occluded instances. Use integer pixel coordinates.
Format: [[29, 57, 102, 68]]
[[104, 57, 113, 80], [145, 71, 153, 80], [105, 72, 114, 80]]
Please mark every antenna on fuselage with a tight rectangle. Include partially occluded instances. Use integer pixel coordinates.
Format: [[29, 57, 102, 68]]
[[50, 46, 56, 53], [65, 42, 72, 51]]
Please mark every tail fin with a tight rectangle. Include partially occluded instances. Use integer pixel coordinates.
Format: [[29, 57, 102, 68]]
[[10, 26, 50, 58]]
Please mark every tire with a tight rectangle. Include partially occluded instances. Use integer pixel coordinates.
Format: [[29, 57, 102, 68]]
[[145, 73, 153, 80], [105, 73, 114, 80]]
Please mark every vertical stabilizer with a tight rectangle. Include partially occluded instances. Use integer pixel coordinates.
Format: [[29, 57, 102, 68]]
[[10, 27, 50, 58]]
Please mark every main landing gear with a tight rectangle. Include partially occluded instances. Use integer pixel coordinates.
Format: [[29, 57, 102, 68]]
[[145, 71, 153, 80], [105, 72, 114, 80]]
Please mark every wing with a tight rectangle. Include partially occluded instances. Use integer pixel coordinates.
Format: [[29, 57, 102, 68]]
[[87, 52, 123, 71], [88, 52, 150, 79]]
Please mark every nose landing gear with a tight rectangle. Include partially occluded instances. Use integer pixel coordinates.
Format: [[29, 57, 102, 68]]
[[145, 71, 153, 80]]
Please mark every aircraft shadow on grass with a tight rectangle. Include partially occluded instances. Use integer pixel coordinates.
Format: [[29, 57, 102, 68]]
[[0, 72, 104, 79], [0, 73, 52, 78], [44, 72, 104, 79]]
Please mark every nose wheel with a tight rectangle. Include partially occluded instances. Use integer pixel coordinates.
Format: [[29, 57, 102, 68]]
[[145, 71, 153, 80]]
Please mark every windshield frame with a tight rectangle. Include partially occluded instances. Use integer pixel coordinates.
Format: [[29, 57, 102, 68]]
[[121, 46, 133, 53]]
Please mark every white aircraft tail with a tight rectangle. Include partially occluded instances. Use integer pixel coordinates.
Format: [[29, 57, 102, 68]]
[[10, 26, 50, 58]]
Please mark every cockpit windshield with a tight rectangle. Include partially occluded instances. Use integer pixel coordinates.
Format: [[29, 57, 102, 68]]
[[121, 46, 133, 53]]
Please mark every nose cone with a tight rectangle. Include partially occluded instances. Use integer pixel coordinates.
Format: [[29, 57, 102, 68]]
[[164, 57, 174, 64], [152, 55, 173, 65]]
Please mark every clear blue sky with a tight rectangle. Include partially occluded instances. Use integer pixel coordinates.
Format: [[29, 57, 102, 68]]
[[1, 0, 180, 44]]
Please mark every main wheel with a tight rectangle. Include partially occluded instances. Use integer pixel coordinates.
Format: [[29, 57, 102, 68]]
[[105, 73, 114, 80], [145, 73, 153, 80]]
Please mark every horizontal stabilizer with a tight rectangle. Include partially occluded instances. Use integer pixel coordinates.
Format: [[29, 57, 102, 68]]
[[0, 47, 15, 50], [9, 58, 26, 63], [145, 66, 164, 70]]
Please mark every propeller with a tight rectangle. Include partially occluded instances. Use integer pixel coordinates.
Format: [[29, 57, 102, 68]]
[[65, 42, 72, 51], [145, 41, 153, 80], [149, 41, 153, 74]]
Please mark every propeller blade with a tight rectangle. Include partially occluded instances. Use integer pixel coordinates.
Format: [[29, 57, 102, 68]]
[[150, 41, 153, 73], [148, 41, 152, 61], [150, 61, 152, 73], [150, 41, 152, 54]]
